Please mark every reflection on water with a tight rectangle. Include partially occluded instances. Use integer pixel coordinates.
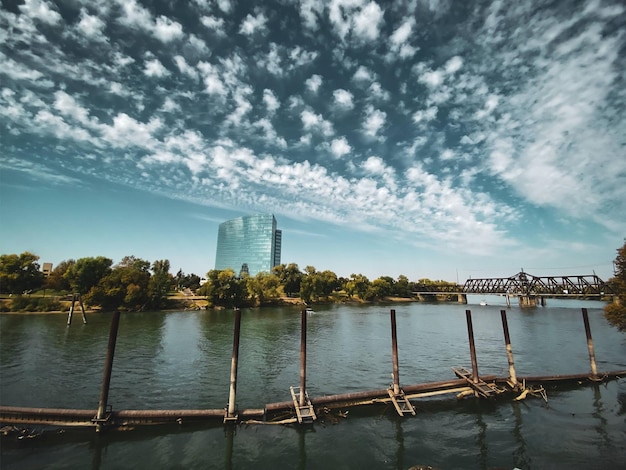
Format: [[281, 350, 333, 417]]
[[1, 302, 625, 469]]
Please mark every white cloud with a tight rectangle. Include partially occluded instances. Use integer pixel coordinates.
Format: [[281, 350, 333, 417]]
[[263, 89, 280, 113], [353, 66, 376, 83], [445, 56, 463, 74], [333, 89, 354, 109], [197, 61, 227, 97], [329, 0, 384, 43], [301, 109, 334, 137], [362, 105, 386, 138], [353, 1, 384, 42], [174, 55, 199, 79], [153, 16, 184, 42], [116, 0, 153, 31], [239, 11, 268, 35], [330, 137, 351, 158], [299, 0, 324, 30], [201, 15, 225, 33], [305, 74, 323, 93], [19, 0, 62, 25], [77, 9, 107, 40], [102, 113, 162, 149], [412, 106, 438, 123], [144, 58, 169, 78]]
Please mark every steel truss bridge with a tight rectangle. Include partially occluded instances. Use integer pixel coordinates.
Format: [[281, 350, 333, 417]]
[[463, 272, 614, 297], [414, 272, 614, 297]]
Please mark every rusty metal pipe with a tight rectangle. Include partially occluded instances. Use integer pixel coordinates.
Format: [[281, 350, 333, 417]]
[[390, 309, 400, 395], [299, 308, 307, 406], [227, 308, 242, 418], [96, 310, 120, 429], [466, 310, 479, 384], [581, 308, 598, 378], [500, 309, 517, 386]]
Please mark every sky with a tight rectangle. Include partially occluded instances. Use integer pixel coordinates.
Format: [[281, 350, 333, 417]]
[[1, 0, 625, 283]]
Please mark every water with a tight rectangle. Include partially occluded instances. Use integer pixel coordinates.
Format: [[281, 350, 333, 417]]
[[1, 301, 625, 469]]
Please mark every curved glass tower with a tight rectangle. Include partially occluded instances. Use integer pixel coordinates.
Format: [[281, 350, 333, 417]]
[[215, 214, 282, 277]]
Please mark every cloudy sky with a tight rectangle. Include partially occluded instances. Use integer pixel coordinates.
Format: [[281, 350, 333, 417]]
[[1, 0, 624, 282]]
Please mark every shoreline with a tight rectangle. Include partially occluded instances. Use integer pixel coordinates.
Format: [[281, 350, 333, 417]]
[[0, 296, 421, 315]]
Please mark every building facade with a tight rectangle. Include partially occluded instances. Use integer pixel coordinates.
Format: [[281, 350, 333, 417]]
[[214, 214, 282, 277]]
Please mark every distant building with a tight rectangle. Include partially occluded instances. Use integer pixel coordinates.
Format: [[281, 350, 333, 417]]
[[42, 263, 53, 276], [215, 214, 282, 277]]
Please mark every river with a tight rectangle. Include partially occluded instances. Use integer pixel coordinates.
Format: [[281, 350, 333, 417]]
[[1, 298, 625, 469]]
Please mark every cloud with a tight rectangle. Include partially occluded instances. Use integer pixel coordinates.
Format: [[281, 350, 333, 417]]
[[76, 9, 107, 40], [201, 15, 225, 34], [353, 1, 384, 42], [362, 105, 386, 138], [305, 74, 323, 93], [333, 89, 354, 109], [330, 137, 351, 158], [329, 0, 384, 43], [19, 0, 62, 25], [154, 16, 184, 42], [263, 89, 280, 113], [299, 0, 325, 30], [144, 58, 170, 78], [239, 10, 268, 36], [301, 108, 334, 137]]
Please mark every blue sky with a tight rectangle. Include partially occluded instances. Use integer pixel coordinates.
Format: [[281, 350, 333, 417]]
[[1, 0, 624, 283]]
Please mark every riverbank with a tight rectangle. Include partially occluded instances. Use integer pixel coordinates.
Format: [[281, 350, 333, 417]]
[[0, 295, 422, 314]]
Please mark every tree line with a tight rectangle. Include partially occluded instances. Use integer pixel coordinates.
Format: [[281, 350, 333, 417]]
[[0, 252, 457, 311]]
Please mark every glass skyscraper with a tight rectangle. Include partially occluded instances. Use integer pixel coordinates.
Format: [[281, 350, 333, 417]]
[[214, 214, 282, 277]]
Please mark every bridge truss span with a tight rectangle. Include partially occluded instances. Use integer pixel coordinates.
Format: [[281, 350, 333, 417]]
[[462, 272, 614, 297]]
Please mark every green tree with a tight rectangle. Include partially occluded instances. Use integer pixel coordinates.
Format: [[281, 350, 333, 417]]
[[64, 257, 112, 294], [148, 259, 173, 309], [393, 275, 412, 297], [199, 269, 248, 308], [273, 263, 302, 296], [247, 271, 281, 305], [605, 240, 626, 330], [45, 259, 74, 292], [344, 273, 370, 300], [0, 252, 44, 294], [86, 259, 150, 311]]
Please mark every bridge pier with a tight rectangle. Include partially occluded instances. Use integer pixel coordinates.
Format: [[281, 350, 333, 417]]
[[518, 295, 538, 308], [458, 294, 467, 304]]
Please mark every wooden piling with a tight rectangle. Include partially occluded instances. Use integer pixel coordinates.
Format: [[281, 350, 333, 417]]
[[94, 310, 120, 431], [466, 310, 479, 384], [581, 308, 598, 378], [299, 308, 307, 406], [390, 309, 400, 395], [67, 293, 87, 325], [225, 308, 241, 421], [500, 310, 517, 387]]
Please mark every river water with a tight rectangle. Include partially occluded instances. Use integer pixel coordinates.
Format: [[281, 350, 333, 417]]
[[1, 299, 625, 469]]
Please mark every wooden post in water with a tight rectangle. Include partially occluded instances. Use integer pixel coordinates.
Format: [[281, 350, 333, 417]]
[[95, 310, 120, 431], [299, 308, 307, 407], [390, 309, 401, 395], [500, 309, 517, 387], [581, 308, 599, 379], [67, 293, 87, 325], [226, 308, 242, 421], [466, 310, 479, 384]]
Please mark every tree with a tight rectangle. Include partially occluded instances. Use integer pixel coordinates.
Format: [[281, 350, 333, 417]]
[[199, 269, 248, 308], [247, 272, 281, 305], [0, 252, 44, 294], [605, 240, 626, 330], [148, 259, 173, 309], [64, 257, 112, 294], [273, 263, 302, 296], [393, 275, 412, 297], [86, 261, 150, 311], [344, 273, 370, 300], [46, 259, 74, 292]]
